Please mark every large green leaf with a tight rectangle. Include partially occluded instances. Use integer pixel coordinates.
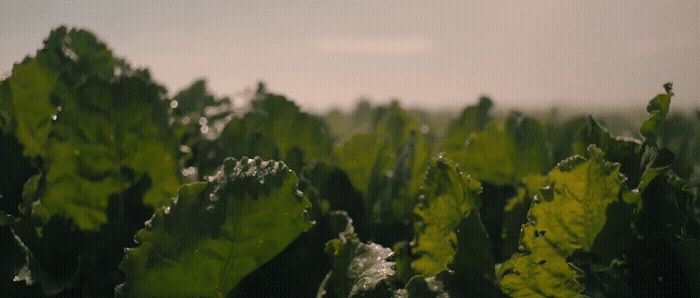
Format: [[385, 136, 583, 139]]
[[30, 75, 179, 231], [412, 157, 482, 276], [117, 157, 312, 297], [449, 113, 551, 185], [399, 212, 499, 298], [498, 146, 626, 297], [317, 211, 396, 298], [0, 27, 178, 231], [0, 27, 118, 157]]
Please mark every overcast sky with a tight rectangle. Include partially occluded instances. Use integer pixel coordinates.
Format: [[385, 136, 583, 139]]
[[1, 0, 698, 112]]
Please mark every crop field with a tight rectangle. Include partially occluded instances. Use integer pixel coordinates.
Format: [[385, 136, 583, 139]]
[[1, 28, 699, 297]]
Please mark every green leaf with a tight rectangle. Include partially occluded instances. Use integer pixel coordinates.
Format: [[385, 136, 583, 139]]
[[250, 92, 333, 163], [215, 92, 333, 174], [171, 79, 233, 180], [381, 132, 432, 224], [334, 101, 427, 199], [574, 117, 646, 188], [406, 156, 499, 297], [334, 131, 432, 244], [371, 101, 420, 149], [498, 146, 626, 297], [439, 97, 493, 153], [449, 113, 551, 185], [399, 195, 499, 298], [38, 26, 118, 81], [317, 211, 396, 298], [117, 157, 312, 297], [171, 79, 231, 122], [412, 157, 482, 276], [0, 27, 119, 157], [0, 27, 177, 231], [399, 213, 499, 298], [334, 134, 393, 199], [0, 60, 59, 157], [31, 76, 179, 231], [640, 83, 673, 144]]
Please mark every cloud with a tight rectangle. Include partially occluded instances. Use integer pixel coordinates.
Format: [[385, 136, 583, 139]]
[[315, 37, 436, 55]]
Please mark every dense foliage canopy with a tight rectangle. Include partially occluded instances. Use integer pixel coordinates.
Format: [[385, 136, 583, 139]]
[[1, 27, 699, 297]]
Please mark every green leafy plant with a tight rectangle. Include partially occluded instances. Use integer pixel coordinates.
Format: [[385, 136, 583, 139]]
[[1, 27, 698, 297]]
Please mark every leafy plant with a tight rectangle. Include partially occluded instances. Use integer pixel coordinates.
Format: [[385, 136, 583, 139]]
[[1, 27, 698, 297]]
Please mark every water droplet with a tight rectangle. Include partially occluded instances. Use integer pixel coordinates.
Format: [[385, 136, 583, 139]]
[[181, 116, 191, 125], [209, 193, 219, 202], [170, 100, 179, 109], [205, 106, 215, 115], [51, 115, 57, 120], [420, 124, 430, 134], [199, 117, 208, 126], [200, 125, 209, 134]]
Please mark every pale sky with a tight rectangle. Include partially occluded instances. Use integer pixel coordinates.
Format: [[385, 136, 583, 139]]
[[1, 0, 698, 112]]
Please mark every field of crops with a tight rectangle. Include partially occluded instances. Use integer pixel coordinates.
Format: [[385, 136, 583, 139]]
[[1, 27, 699, 297]]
